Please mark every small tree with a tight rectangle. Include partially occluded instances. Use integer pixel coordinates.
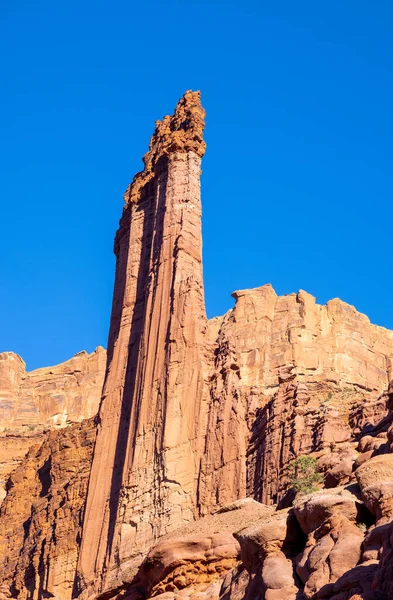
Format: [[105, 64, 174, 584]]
[[288, 455, 323, 495]]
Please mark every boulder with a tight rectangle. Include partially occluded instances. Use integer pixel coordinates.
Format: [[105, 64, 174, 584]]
[[294, 489, 365, 599], [139, 533, 240, 597], [234, 510, 289, 571], [261, 553, 294, 590], [293, 486, 361, 534], [355, 454, 393, 518]]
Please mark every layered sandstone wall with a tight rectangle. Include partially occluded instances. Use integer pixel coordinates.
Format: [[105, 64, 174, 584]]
[[0, 420, 96, 599], [0, 348, 106, 499], [199, 286, 393, 511], [0, 347, 106, 429], [219, 285, 392, 394]]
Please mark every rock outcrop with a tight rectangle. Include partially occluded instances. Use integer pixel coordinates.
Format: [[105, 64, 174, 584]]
[[0, 420, 96, 599], [0, 347, 106, 429], [0, 348, 106, 500], [76, 90, 209, 597], [0, 349, 106, 596], [75, 91, 393, 598], [1, 91, 393, 600]]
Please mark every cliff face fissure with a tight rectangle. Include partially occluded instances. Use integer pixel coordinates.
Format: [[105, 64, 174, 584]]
[[1, 91, 393, 600], [103, 185, 164, 576]]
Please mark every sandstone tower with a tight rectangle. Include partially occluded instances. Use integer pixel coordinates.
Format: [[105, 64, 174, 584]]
[[76, 91, 393, 597], [77, 91, 210, 594]]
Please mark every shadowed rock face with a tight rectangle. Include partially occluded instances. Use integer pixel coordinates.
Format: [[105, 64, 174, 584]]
[[1, 92, 393, 600], [0, 420, 96, 599], [0, 350, 106, 598]]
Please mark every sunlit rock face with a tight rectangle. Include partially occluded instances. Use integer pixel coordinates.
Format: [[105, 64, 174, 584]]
[[0, 349, 106, 598], [0, 419, 96, 599], [0, 347, 106, 429], [74, 91, 393, 598], [0, 348, 106, 500], [76, 90, 210, 597], [0, 92, 393, 600]]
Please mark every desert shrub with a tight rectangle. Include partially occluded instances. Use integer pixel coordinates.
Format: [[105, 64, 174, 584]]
[[288, 455, 323, 495]]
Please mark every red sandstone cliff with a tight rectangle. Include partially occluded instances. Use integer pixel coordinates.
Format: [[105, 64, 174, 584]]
[[0, 420, 96, 599], [0, 348, 106, 430], [0, 348, 105, 500], [75, 92, 393, 598], [0, 92, 393, 600], [0, 349, 106, 598]]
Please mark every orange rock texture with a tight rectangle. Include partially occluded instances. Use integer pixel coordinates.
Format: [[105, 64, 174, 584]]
[[0, 347, 106, 429], [77, 90, 210, 596], [0, 419, 96, 599], [1, 92, 393, 600], [0, 348, 106, 501], [75, 92, 393, 598]]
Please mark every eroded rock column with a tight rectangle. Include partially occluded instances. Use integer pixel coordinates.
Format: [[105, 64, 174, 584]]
[[77, 91, 209, 596]]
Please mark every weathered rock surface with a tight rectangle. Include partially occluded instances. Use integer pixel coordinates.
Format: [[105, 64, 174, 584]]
[[0, 348, 105, 500], [294, 487, 365, 598], [0, 432, 40, 502], [356, 454, 393, 519], [1, 92, 393, 600], [73, 91, 393, 599], [0, 347, 106, 429], [76, 90, 210, 597], [0, 419, 96, 599], [138, 532, 239, 597]]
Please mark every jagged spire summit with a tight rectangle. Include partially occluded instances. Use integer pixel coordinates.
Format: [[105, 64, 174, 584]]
[[124, 90, 206, 205]]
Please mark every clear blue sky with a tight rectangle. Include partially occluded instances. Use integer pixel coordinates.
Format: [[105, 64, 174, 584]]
[[1, 1, 392, 371]]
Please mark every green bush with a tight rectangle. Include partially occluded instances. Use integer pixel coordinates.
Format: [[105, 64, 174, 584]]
[[288, 455, 323, 495]]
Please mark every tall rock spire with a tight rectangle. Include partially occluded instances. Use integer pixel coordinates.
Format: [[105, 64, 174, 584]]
[[2, 91, 393, 600], [74, 90, 393, 600], [76, 91, 209, 595]]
